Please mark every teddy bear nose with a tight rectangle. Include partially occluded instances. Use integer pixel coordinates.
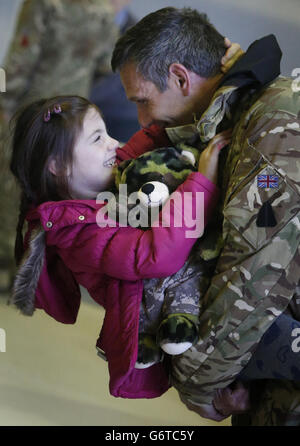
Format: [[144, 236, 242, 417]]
[[141, 183, 155, 196]]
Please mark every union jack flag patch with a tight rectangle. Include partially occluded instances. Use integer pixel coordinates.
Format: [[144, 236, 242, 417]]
[[257, 175, 279, 188]]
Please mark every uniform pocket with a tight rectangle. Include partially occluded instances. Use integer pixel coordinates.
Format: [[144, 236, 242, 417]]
[[223, 164, 300, 250]]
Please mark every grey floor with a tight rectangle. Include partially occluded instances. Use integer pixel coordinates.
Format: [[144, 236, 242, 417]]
[[0, 290, 230, 426]]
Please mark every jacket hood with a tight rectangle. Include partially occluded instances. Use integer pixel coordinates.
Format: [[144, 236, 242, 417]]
[[12, 223, 46, 316], [221, 34, 282, 89], [12, 200, 103, 323]]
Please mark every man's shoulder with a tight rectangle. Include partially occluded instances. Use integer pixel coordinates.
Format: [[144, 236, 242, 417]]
[[234, 76, 300, 148], [248, 76, 299, 120]]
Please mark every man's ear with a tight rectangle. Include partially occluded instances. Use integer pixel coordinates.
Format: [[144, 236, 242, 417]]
[[168, 63, 191, 95]]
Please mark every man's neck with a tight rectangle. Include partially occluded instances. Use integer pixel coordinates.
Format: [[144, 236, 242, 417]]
[[192, 73, 224, 120]]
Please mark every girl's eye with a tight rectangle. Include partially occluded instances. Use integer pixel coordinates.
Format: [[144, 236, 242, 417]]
[[94, 135, 101, 143]]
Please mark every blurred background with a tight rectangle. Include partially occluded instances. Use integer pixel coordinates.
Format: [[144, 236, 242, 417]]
[[0, 0, 299, 427], [1, 0, 299, 75]]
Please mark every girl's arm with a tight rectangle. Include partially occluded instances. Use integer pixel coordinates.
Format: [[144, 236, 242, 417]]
[[116, 124, 171, 163], [57, 171, 219, 281]]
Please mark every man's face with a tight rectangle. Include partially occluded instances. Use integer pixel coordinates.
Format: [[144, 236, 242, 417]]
[[120, 62, 192, 129]]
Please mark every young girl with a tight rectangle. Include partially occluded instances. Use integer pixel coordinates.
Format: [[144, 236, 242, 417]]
[[10, 95, 230, 399]]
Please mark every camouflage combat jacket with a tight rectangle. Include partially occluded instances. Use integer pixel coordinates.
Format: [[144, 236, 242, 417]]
[[165, 37, 300, 425]]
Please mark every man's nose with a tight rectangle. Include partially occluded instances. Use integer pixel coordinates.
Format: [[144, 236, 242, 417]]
[[137, 108, 152, 129]]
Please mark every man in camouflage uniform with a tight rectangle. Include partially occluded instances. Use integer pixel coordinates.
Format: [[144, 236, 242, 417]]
[[168, 73, 300, 426], [112, 7, 300, 425], [0, 0, 119, 293]]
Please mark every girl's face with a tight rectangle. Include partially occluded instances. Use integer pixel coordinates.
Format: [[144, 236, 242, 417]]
[[68, 107, 119, 199]]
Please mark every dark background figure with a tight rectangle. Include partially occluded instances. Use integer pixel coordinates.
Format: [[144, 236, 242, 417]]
[[89, 4, 139, 141]]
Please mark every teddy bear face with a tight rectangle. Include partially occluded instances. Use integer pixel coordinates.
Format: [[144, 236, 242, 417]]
[[115, 145, 199, 194], [111, 145, 200, 227], [138, 181, 170, 208]]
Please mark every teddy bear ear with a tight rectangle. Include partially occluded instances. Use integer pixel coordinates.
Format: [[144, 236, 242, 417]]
[[181, 150, 196, 166]]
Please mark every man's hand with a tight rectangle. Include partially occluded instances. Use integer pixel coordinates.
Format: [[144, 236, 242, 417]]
[[221, 38, 244, 74], [183, 381, 250, 422], [213, 381, 250, 417], [184, 400, 228, 422]]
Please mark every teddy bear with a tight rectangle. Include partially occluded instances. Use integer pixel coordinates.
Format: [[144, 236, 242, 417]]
[[110, 144, 206, 369]]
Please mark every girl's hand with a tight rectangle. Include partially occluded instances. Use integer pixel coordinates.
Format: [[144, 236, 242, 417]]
[[221, 38, 244, 73], [198, 129, 232, 184]]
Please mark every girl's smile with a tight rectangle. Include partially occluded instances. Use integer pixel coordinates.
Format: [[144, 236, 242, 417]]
[[103, 150, 117, 168]]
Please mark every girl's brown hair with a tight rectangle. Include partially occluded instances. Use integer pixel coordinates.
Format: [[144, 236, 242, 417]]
[[10, 95, 98, 265]]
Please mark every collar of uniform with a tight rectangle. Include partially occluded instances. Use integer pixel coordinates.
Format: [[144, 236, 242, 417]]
[[195, 85, 238, 143], [166, 84, 238, 145], [165, 122, 199, 145], [221, 34, 282, 88]]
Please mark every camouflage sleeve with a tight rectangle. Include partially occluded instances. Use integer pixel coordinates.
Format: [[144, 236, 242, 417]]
[[0, 0, 48, 117], [171, 100, 300, 408]]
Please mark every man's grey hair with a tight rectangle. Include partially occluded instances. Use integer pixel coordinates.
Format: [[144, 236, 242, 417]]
[[111, 7, 226, 91]]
